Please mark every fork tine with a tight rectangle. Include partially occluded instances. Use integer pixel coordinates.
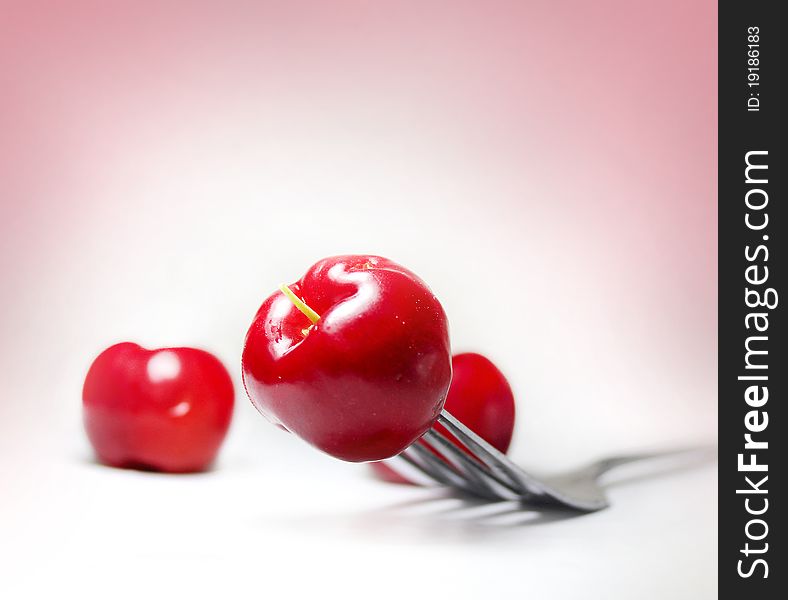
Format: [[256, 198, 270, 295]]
[[396, 447, 457, 487], [384, 410, 614, 510], [439, 410, 610, 510], [421, 431, 522, 501], [384, 454, 443, 487], [404, 444, 492, 497], [437, 410, 549, 499]]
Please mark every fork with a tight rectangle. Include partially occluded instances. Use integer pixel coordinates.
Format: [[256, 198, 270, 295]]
[[387, 409, 711, 511]]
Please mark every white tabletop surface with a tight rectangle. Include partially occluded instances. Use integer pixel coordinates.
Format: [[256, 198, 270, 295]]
[[2, 413, 716, 600]]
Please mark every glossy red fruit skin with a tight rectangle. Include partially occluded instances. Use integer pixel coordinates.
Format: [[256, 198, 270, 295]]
[[242, 255, 452, 462], [371, 352, 516, 484], [83, 343, 234, 473]]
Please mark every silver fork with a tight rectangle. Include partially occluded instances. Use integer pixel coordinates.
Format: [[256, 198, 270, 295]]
[[387, 410, 712, 511]]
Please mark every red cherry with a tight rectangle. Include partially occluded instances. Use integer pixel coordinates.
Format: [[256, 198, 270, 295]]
[[83, 342, 235, 473], [371, 352, 516, 484], [242, 255, 452, 462]]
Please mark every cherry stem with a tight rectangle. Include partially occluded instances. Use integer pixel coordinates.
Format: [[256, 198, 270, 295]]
[[279, 284, 321, 324]]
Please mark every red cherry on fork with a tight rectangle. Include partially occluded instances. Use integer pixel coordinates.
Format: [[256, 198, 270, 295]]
[[371, 352, 516, 484], [83, 343, 234, 472], [242, 255, 452, 462]]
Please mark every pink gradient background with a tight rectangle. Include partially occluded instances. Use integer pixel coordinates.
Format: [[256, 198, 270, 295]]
[[1, 2, 716, 598]]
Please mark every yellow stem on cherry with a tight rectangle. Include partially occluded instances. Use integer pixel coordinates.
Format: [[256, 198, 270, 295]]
[[279, 284, 321, 324]]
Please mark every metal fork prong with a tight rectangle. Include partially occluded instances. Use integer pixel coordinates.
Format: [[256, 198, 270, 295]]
[[437, 410, 549, 499], [399, 445, 466, 488], [417, 437, 504, 500], [384, 454, 444, 487], [439, 410, 613, 510], [404, 444, 494, 498], [419, 433, 492, 492], [421, 431, 522, 501]]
